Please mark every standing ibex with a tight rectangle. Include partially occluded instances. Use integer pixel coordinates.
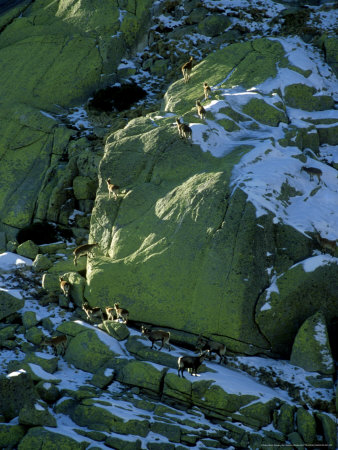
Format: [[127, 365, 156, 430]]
[[106, 178, 120, 199], [177, 351, 209, 378], [181, 56, 193, 83], [301, 166, 322, 183], [41, 335, 67, 356], [141, 326, 171, 351], [59, 277, 70, 298], [114, 303, 129, 324], [203, 82, 211, 100], [82, 302, 104, 322], [196, 100, 206, 120], [176, 118, 192, 140], [196, 336, 226, 364], [73, 243, 98, 266]]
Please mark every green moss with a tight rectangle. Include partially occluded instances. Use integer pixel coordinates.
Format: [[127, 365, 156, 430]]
[[18, 427, 89, 450], [0, 424, 26, 449], [217, 118, 241, 132], [290, 311, 334, 375], [256, 262, 338, 356], [242, 98, 288, 127], [296, 408, 316, 444], [284, 84, 334, 111], [116, 360, 166, 394], [65, 329, 118, 373]]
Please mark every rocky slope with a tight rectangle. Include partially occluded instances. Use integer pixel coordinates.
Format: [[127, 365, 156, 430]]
[[0, 0, 337, 448]]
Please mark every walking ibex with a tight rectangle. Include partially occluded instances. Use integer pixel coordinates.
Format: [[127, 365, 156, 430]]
[[176, 118, 192, 139], [73, 243, 98, 266], [41, 335, 67, 356], [301, 166, 322, 183], [141, 326, 171, 351], [196, 100, 206, 120], [106, 178, 120, 199], [181, 56, 193, 83], [203, 82, 211, 100]]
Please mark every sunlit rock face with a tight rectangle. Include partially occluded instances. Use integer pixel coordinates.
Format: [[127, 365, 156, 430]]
[[0, 0, 152, 233], [86, 37, 338, 356]]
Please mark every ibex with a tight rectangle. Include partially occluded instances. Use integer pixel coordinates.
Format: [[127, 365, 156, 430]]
[[176, 118, 192, 139], [114, 303, 129, 324], [73, 242, 98, 266], [315, 234, 337, 255], [106, 178, 120, 199], [105, 306, 115, 321], [203, 82, 211, 100], [181, 56, 193, 83], [82, 302, 104, 322], [177, 351, 209, 378], [196, 100, 206, 120], [41, 335, 67, 356], [301, 166, 322, 183], [59, 277, 70, 298], [196, 336, 226, 364], [141, 325, 171, 351]]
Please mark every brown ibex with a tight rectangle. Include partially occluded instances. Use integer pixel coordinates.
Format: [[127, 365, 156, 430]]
[[114, 303, 129, 324], [203, 82, 211, 100], [106, 178, 120, 199], [82, 302, 104, 322], [141, 326, 171, 351], [196, 336, 226, 364], [41, 335, 67, 356], [176, 118, 192, 139], [177, 351, 209, 378], [314, 234, 337, 255], [196, 100, 206, 120], [73, 243, 98, 266], [181, 56, 193, 83], [301, 166, 322, 183], [59, 277, 70, 298]]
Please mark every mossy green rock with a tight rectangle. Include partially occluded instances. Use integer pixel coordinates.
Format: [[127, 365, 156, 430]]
[[241, 98, 288, 127], [0, 290, 24, 321], [256, 261, 338, 356], [317, 124, 338, 146], [290, 311, 334, 375], [0, 371, 38, 420], [197, 14, 231, 37], [0, 424, 26, 449], [65, 329, 119, 373], [25, 326, 45, 345], [22, 311, 38, 329], [284, 84, 334, 111], [36, 380, 60, 404], [32, 253, 53, 272], [18, 427, 89, 450], [19, 402, 57, 427], [274, 403, 296, 435], [73, 176, 97, 200], [116, 360, 166, 394], [125, 335, 177, 369], [105, 436, 142, 450], [16, 240, 39, 259], [192, 381, 258, 417], [99, 320, 130, 341], [296, 408, 316, 444], [316, 412, 337, 448], [24, 353, 59, 374], [162, 373, 192, 405]]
